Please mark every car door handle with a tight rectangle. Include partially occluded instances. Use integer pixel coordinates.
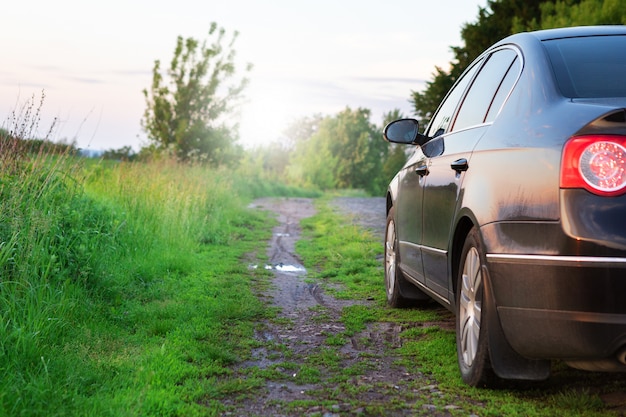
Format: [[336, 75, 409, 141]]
[[415, 164, 429, 176], [451, 158, 469, 172]]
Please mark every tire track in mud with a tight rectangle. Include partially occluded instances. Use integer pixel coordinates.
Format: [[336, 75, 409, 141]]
[[258, 197, 325, 312]]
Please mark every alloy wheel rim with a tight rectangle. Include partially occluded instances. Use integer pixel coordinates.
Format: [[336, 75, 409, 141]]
[[459, 246, 482, 367], [385, 220, 397, 299]]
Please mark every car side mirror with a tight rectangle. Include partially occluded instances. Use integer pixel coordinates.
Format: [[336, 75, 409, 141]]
[[383, 119, 428, 146]]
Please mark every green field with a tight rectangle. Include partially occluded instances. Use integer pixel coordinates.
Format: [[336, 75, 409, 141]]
[[0, 148, 285, 415]]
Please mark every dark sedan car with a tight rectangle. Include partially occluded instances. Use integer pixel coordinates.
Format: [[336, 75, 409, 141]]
[[383, 26, 626, 387]]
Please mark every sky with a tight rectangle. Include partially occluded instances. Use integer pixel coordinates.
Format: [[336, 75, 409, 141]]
[[0, 0, 487, 151]]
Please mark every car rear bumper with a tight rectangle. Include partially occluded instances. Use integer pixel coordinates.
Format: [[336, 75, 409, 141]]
[[485, 252, 626, 364], [479, 218, 626, 364]]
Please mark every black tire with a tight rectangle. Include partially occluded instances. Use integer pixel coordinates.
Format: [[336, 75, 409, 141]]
[[456, 227, 494, 386], [384, 207, 414, 308]]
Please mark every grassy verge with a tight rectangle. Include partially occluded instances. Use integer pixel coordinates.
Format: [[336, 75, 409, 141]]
[[0, 140, 289, 416], [296, 198, 626, 417]]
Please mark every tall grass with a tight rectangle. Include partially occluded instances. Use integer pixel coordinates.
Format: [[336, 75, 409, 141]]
[[0, 99, 114, 414], [84, 159, 239, 279], [0, 100, 276, 415]]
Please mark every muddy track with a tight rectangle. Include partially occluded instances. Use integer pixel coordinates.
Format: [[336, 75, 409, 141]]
[[221, 197, 463, 417]]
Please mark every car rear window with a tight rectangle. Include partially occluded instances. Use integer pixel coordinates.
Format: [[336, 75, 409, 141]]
[[543, 35, 626, 98]]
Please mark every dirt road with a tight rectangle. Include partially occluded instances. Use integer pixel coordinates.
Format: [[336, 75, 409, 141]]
[[221, 197, 466, 417], [215, 196, 626, 417]]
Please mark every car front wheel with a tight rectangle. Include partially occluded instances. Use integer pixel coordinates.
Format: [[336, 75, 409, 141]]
[[385, 207, 411, 307], [456, 227, 493, 386]]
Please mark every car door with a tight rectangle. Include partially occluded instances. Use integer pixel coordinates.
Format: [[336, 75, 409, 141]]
[[394, 146, 427, 283], [421, 48, 520, 300], [394, 59, 483, 285]]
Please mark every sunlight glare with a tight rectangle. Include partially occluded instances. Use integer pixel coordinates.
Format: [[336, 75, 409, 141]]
[[239, 82, 300, 147]]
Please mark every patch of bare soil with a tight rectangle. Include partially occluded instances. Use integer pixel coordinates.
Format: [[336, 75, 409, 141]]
[[329, 197, 387, 241], [220, 197, 461, 417]]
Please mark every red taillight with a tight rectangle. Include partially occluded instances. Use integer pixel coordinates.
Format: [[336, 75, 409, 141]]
[[561, 135, 626, 196]]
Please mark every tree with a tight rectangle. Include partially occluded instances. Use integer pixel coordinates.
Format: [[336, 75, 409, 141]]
[[382, 108, 407, 127], [522, 0, 626, 29], [102, 146, 137, 161], [287, 107, 388, 195], [281, 113, 324, 150], [142, 22, 251, 165], [411, 66, 457, 125], [287, 128, 338, 190], [381, 109, 409, 185], [456, 0, 548, 68], [411, 0, 581, 126]]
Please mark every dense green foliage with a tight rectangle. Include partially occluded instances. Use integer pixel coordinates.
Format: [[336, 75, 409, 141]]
[[142, 22, 251, 165], [100, 145, 137, 161], [253, 108, 408, 197], [287, 107, 388, 195], [519, 0, 626, 29]]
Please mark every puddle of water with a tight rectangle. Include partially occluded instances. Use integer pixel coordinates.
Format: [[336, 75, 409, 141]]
[[248, 263, 306, 273], [274, 263, 306, 273]]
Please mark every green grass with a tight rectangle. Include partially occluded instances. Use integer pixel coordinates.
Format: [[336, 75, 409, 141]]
[[0, 129, 293, 415]]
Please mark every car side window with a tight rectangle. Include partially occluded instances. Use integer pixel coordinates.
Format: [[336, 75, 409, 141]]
[[425, 60, 482, 138], [453, 49, 518, 132], [485, 56, 520, 123]]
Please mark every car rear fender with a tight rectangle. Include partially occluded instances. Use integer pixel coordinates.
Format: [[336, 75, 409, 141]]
[[451, 216, 551, 380], [449, 215, 474, 307]]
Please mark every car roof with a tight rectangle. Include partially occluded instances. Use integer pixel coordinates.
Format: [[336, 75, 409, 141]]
[[490, 25, 626, 53], [529, 25, 626, 40], [496, 25, 626, 45]]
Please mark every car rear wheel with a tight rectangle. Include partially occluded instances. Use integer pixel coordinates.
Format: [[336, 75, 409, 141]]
[[456, 227, 493, 386]]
